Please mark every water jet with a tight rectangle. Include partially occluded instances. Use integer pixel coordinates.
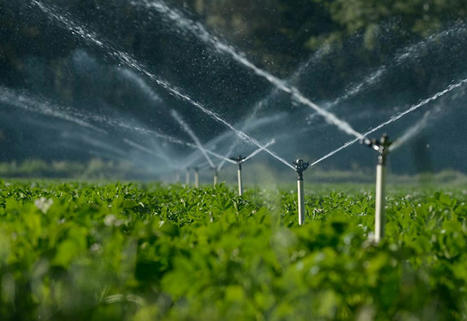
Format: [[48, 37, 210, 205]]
[[171, 109, 215, 169], [32, 0, 299, 170], [308, 77, 467, 169], [133, 0, 364, 140]]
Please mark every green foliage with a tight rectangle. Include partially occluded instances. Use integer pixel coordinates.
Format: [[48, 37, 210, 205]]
[[312, 0, 466, 49], [0, 181, 466, 320], [0, 159, 155, 180]]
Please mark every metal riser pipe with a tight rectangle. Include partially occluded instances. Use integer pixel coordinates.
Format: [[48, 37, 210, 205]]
[[297, 178, 305, 225], [237, 165, 243, 196], [374, 163, 386, 243], [213, 171, 218, 186], [185, 171, 190, 186], [293, 159, 309, 226], [361, 134, 391, 242], [194, 171, 199, 188]]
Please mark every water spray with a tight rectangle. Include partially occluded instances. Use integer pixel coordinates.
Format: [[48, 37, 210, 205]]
[[171, 109, 216, 169], [133, 0, 364, 140], [217, 46, 325, 167], [361, 134, 392, 243], [230, 155, 246, 196], [0, 86, 106, 134], [31, 0, 295, 171], [292, 159, 310, 226], [309, 77, 467, 169]]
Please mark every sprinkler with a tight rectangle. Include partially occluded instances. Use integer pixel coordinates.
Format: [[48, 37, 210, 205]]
[[292, 159, 310, 226], [213, 167, 219, 186], [185, 168, 191, 186], [361, 134, 392, 243], [175, 172, 181, 183], [193, 167, 200, 188], [230, 155, 246, 196]]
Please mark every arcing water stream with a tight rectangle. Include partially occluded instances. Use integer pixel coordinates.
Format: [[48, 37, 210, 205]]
[[31, 0, 295, 170], [26, 0, 466, 176], [118, 65, 285, 170], [123, 138, 174, 165], [309, 78, 467, 168], [170, 109, 215, 169], [185, 113, 286, 169], [77, 133, 127, 158], [106, 118, 233, 165], [242, 139, 276, 163], [0, 86, 106, 134], [389, 111, 433, 152], [217, 46, 331, 170], [315, 23, 467, 114], [126, 132, 235, 170], [0, 82, 209, 166], [118, 69, 164, 104], [131, 0, 364, 140]]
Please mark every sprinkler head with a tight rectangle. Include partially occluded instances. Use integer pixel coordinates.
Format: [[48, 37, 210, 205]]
[[361, 134, 392, 164], [292, 159, 310, 180], [230, 155, 246, 170], [230, 155, 245, 163], [360, 137, 374, 147]]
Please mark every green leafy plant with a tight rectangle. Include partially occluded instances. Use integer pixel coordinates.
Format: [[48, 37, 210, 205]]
[[0, 180, 465, 320]]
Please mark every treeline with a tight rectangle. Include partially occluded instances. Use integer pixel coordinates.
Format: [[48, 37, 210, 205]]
[[176, 0, 466, 66], [1, 159, 466, 185], [0, 159, 154, 180], [1, 0, 465, 89]]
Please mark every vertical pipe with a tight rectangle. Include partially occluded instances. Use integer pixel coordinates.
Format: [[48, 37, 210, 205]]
[[185, 170, 190, 186], [194, 169, 199, 188], [374, 162, 386, 243], [213, 169, 218, 186], [237, 162, 243, 196], [362, 134, 390, 243], [297, 177, 305, 226], [293, 159, 309, 226]]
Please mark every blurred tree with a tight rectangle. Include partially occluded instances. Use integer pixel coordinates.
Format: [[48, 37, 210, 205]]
[[175, 0, 333, 74], [314, 0, 467, 49]]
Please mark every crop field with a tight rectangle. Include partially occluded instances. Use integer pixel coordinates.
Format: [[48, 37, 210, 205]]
[[0, 180, 465, 320], [3, 0, 467, 320]]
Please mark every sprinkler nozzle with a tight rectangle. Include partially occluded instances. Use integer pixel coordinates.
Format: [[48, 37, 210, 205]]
[[360, 137, 374, 147], [292, 159, 309, 180], [362, 134, 392, 164], [230, 155, 246, 170], [230, 155, 245, 163]]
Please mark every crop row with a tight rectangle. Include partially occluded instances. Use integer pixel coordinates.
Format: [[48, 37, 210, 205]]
[[0, 181, 466, 320]]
